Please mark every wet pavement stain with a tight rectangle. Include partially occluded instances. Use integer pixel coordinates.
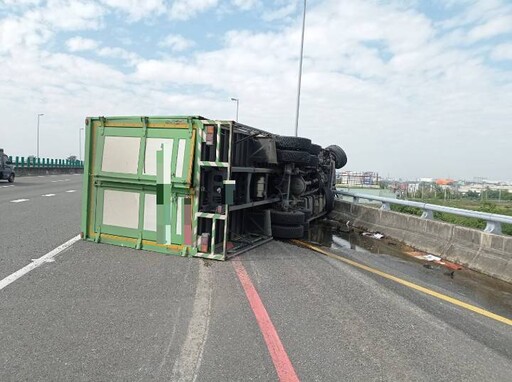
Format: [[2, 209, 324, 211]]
[[304, 221, 512, 318]]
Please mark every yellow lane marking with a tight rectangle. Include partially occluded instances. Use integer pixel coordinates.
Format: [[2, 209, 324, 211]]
[[293, 240, 512, 326]]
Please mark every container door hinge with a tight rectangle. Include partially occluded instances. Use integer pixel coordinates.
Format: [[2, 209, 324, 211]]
[[187, 117, 193, 138], [136, 233, 143, 249], [99, 116, 106, 136], [141, 117, 148, 136], [94, 227, 102, 243]]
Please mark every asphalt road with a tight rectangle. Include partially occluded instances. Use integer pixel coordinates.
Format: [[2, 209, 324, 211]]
[[0, 175, 511, 381]]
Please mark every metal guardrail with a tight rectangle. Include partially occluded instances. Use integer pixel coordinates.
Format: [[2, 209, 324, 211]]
[[335, 190, 512, 235], [8, 156, 83, 169]]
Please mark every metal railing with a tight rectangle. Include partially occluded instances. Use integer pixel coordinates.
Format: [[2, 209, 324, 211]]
[[8, 156, 83, 169], [335, 190, 512, 235]]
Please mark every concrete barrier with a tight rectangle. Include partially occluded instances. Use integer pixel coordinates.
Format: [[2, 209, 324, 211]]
[[330, 200, 512, 283], [15, 168, 83, 177]]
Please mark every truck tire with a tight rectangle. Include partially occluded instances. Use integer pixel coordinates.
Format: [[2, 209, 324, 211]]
[[308, 144, 322, 155], [307, 155, 319, 167], [276, 149, 310, 164], [296, 208, 312, 221], [275, 136, 311, 151], [8, 173, 15, 183], [326, 145, 347, 169], [325, 188, 335, 212], [271, 209, 305, 225], [271, 224, 304, 239]]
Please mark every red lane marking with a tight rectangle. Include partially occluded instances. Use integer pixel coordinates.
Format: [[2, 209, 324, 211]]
[[232, 259, 300, 382]]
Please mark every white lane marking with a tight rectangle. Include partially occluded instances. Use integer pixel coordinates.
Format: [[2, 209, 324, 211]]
[[10, 199, 29, 203], [42, 194, 56, 197], [0, 235, 81, 291], [51, 179, 70, 183], [171, 263, 212, 382], [1, 185, 14, 188], [66, 190, 77, 193], [31, 258, 55, 263]]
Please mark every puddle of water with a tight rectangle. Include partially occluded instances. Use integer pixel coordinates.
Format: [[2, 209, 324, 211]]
[[304, 221, 512, 317]]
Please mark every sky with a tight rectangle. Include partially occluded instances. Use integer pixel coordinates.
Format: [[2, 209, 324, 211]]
[[0, 0, 511, 181]]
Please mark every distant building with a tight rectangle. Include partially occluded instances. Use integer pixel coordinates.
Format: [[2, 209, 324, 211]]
[[337, 171, 379, 187]]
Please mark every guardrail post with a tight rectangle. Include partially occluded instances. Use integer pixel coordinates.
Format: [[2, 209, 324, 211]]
[[15, 156, 19, 167], [380, 202, 390, 211], [484, 221, 502, 235], [421, 209, 433, 220]]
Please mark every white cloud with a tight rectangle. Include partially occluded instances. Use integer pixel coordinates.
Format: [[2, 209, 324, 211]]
[[262, 2, 297, 22], [0, 0, 511, 180], [158, 34, 195, 52], [231, 0, 260, 11], [467, 14, 512, 41], [66, 37, 99, 52], [97, 46, 140, 65], [491, 43, 512, 61], [99, 0, 166, 21], [40, 0, 106, 31], [169, 0, 218, 20]]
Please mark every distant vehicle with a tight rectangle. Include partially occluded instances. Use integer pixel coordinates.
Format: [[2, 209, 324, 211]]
[[0, 149, 15, 183]]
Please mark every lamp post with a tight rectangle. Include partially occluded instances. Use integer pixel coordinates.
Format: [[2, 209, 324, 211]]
[[294, 0, 307, 137], [79, 127, 84, 161], [230, 97, 239, 122], [36, 113, 44, 158]]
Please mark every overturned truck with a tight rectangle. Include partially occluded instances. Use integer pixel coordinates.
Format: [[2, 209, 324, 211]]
[[81, 116, 346, 260]]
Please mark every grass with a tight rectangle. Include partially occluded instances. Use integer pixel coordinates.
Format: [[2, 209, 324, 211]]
[[390, 199, 512, 236]]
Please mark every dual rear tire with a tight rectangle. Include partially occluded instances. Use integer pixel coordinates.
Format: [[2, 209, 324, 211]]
[[270, 209, 306, 240]]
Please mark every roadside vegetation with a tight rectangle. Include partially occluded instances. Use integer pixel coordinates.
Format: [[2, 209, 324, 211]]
[[389, 188, 512, 236]]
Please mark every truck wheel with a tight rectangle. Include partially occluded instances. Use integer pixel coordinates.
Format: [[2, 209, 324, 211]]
[[296, 208, 312, 221], [271, 224, 304, 239], [308, 144, 322, 155], [276, 149, 310, 165], [324, 188, 335, 212], [275, 136, 311, 151], [271, 209, 305, 225], [307, 155, 319, 167], [326, 145, 347, 169], [8, 173, 15, 183]]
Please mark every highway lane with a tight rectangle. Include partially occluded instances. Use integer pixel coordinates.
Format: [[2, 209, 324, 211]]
[[0, 174, 82, 280], [0, 180, 511, 381]]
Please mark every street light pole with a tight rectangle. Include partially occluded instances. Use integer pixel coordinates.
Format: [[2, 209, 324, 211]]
[[37, 113, 44, 158], [230, 97, 239, 122], [79, 127, 84, 161], [294, 0, 307, 137]]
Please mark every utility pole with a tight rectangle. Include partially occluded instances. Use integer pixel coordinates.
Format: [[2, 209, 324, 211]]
[[79, 127, 84, 161], [230, 98, 239, 122], [36, 113, 44, 158], [294, 0, 307, 137]]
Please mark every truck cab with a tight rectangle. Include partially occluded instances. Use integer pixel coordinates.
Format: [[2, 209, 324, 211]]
[[0, 149, 15, 183]]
